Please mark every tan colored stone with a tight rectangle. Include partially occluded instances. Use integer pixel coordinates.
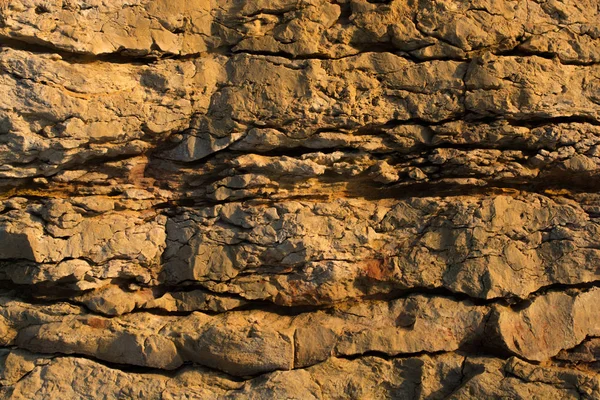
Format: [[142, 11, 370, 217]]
[[0, 0, 599, 397]]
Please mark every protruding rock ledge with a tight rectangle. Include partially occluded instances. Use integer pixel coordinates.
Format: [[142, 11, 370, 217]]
[[1, 349, 598, 399], [1, 0, 599, 65], [0, 287, 598, 378]]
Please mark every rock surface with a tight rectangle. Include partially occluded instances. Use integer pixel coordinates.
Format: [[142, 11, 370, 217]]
[[0, 0, 599, 398]]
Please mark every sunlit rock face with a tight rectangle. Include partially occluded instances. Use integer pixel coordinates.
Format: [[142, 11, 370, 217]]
[[0, 1, 599, 398]]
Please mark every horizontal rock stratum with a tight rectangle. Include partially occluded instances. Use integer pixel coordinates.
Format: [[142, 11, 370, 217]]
[[0, 0, 599, 398]]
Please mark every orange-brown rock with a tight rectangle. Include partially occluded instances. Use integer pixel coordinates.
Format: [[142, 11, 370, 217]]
[[0, 0, 599, 398]]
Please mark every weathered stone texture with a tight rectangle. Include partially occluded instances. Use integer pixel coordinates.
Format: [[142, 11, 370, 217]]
[[0, 0, 599, 398]]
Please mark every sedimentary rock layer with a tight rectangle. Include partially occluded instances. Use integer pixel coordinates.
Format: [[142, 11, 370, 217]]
[[0, 0, 599, 398]]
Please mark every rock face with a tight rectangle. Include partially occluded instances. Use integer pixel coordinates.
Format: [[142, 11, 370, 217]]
[[0, 0, 599, 398]]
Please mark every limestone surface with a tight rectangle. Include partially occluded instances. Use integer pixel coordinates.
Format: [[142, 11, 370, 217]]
[[0, 0, 599, 398]]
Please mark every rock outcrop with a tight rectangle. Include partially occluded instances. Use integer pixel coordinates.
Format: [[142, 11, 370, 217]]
[[0, 0, 599, 398]]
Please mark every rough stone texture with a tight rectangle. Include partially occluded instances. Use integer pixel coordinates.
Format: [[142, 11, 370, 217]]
[[0, 0, 599, 398]]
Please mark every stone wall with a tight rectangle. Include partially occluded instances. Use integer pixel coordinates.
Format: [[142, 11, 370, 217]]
[[0, 1, 599, 398]]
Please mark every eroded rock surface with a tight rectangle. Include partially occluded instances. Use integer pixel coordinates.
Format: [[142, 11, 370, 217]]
[[0, 0, 599, 398]]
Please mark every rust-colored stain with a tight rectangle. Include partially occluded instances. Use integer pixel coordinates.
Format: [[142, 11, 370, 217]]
[[360, 258, 391, 281], [86, 317, 109, 329], [128, 156, 156, 187]]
